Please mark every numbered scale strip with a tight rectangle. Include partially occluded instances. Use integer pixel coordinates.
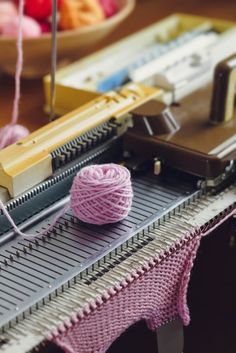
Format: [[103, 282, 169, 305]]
[[0, 184, 235, 353]]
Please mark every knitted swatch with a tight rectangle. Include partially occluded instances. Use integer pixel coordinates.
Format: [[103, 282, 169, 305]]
[[49, 207, 236, 353]]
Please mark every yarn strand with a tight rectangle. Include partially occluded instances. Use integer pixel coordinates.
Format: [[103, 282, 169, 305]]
[[0, 0, 29, 150], [0, 199, 69, 239], [11, 0, 24, 126]]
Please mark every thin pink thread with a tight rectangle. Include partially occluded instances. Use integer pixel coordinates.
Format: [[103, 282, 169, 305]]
[[0, 0, 29, 150], [12, 0, 24, 126], [0, 199, 69, 238]]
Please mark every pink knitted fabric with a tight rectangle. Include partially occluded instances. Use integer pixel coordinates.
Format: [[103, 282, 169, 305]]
[[50, 207, 235, 353], [50, 236, 200, 353]]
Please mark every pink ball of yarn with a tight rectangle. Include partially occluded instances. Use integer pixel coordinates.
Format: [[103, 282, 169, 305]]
[[0, 1, 17, 16], [99, 0, 118, 17], [70, 164, 133, 225], [0, 124, 29, 150], [0, 2, 18, 33], [39, 21, 51, 33], [2, 15, 41, 38]]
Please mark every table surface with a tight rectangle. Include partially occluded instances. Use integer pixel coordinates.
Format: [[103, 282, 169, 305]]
[[0, 0, 236, 132]]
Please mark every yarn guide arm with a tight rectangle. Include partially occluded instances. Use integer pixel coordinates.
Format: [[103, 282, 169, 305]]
[[0, 84, 159, 200]]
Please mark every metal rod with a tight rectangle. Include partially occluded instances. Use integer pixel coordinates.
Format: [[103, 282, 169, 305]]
[[50, 0, 58, 122]]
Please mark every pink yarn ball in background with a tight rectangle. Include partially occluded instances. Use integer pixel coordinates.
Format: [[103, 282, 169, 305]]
[[70, 164, 133, 225], [0, 124, 29, 150], [2, 15, 41, 38], [0, 1, 18, 33], [0, 1, 17, 16], [39, 21, 51, 33], [99, 0, 118, 17]]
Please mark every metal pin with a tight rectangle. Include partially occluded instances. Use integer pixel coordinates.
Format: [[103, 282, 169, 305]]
[[79, 286, 99, 299], [35, 307, 59, 327], [2, 331, 18, 340], [58, 305, 75, 316], [156, 223, 183, 237], [93, 280, 111, 291], [154, 232, 174, 247], [135, 244, 157, 258], [166, 217, 192, 228], [157, 229, 182, 243], [54, 297, 76, 310], [101, 271, 123, 284], [64, 292, 86, 305], [110, 266, 130, 279]]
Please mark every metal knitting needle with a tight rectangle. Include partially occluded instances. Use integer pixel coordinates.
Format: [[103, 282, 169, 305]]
[[50, 0, 58, 122]]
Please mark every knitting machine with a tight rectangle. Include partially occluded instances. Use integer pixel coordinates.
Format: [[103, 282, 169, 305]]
[[0, 14, 236, 353]]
